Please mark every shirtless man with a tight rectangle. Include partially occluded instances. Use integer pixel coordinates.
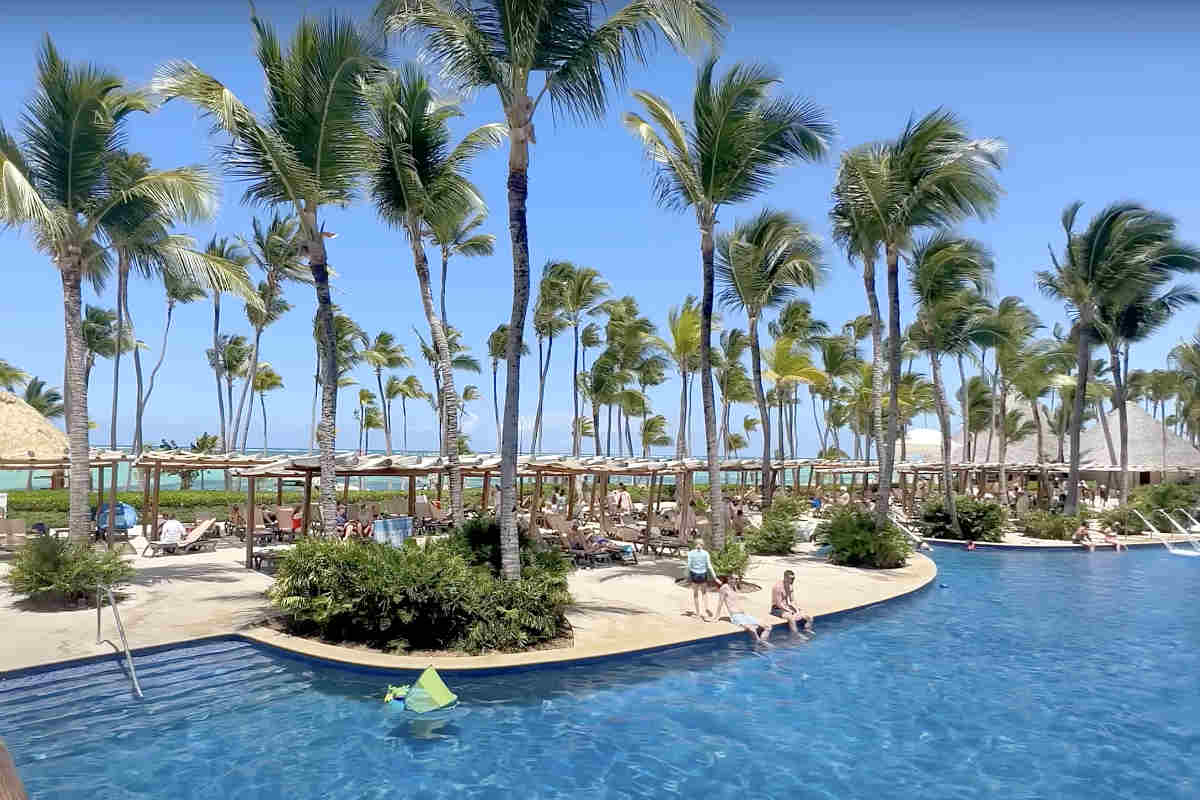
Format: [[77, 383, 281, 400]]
[[770, 570, 813, 634], [715, 576, 771, 645]]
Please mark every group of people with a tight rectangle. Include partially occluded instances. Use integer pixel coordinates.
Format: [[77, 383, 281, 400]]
[[685, 538, 812, 645]]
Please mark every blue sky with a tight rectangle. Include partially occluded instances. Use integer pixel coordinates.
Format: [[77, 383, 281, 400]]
[[3, 0, 1199, 455]]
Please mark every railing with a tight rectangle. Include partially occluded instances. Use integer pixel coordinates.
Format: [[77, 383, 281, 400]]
[[96, 583, 143, 699]]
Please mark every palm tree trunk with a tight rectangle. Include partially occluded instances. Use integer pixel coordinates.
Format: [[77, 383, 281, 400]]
[[777, 394, 785, 458], [592, 398, 602, 456], [377, 370, 393, 456], [1097, 396, 1116, 465], [863, 253, 887, 526], [625, 407, 635, 457], [698, 224, 725, 547], [109, 259, 128, 450], [497, 141, 531, 582], [406, 212, 462, 522], [138, 298, 174, 457], [261, 392, 269, 456], [236, 328, 263, 453], [212, 295, 226, 453], [401, 396, 409, 451], [880, 244, 903, 522], [1066, 322, 1091, 515], [532, 336, 552, 454], [930, 352, 961, 536], [439, 246, 450, 330], [998, 388, 1008, 497], [60, 262, 91, 542], [302, 212, 340, 532], [1110, 344, 1130, 504], [606, 403, 613, 456], [571, 323, 581, 456], [957, 353, 971, 467], [984, 351, 997, 461], [676, 369, 688, 459], [308, 372, 319, 455], [492, 360, 501, 452], [123, 274, 142, 489]]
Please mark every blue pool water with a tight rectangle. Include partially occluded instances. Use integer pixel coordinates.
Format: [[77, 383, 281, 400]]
[[3, 547, 1198, 799]]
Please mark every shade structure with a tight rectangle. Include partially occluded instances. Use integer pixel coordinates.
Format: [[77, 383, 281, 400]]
[[900, 427, 944, 461], [1079, 402, 1200, 471], [0, 391, 68, 462]]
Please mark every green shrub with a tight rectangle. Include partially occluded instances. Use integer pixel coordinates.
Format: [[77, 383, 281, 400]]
[[267, 537, 570, 654], [445, 515, 569, 577], [710, 539, 750, 578], [5, 536, 135, 606], [3, 488, 418, 513], [1099, 482, 1200, 534], [1019, 511, 1087, 540], [764, 494, 806, 522], [918, 495, 1005, 542], [817, 508, 911, 569], [746, 516, 797, 555]]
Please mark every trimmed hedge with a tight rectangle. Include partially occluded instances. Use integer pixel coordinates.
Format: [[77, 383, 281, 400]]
[[918, 495, 1005, 542], [4, 488, 417, 513], [817, 508, 911, 569]]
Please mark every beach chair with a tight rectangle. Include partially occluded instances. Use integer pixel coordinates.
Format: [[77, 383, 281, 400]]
[[142, 519, 217, 556], [225, 505, 247, 538], [0, 519, 27, 551], [274, 507, 296, 539]]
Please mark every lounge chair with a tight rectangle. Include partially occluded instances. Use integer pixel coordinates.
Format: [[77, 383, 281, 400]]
[[0, 519, 27, 551], [142, 519, 217, 557]]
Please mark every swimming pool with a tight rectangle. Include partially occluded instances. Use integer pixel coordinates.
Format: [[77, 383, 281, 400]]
[[3, 547, 1197, 799]]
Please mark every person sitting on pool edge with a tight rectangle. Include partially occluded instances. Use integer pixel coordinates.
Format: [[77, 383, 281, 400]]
[[770, 570, 813, 635], [1101, 524, 1127, 551], [686, 537, 716, 620], [715, 574, 771, 645], [1072, 523, 1095, 551]]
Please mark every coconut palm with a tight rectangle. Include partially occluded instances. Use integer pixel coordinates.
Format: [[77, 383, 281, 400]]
[[154, 9, 387, 528], [641, 414, 672, 455], [832, 110, 1003, 525], [427, 201, 495, 328], [251, 363, 283, 456], [202, 237, 251, 453], [717, 209, 824, 505], [762, 337, 825, 462], [1146, 369, 1181, 475], [81, 306, 132, 397], [356, 388, 379, 453], [626, 57, 832, 543], [600, 295, 657, 457], [581, 323, 604, 372], [387, 374, 427, 453], [232, 214, 307, 453], [712, 330, 753, 458], [907, 233, 993, 536], [364, 64, 503, 522], [362, 331, 412, 455], [656, 297, 702, 458], [0, 361, 29, 391], [381, 0, 725, 578], [23, 378, 64, 419], [529, 266, 570, 453], [1038, 202, 1200, 513], [583, 354, 622, 457], [810, 334, 861, 455], [550, 263, 610, 455], [413, 325, 482, 452], [208, 335, 250, 449], [309, 310, 367, 454], [135, 272, 208, 457], [769, 300, 830, 456], [0, 39, 236, 538]]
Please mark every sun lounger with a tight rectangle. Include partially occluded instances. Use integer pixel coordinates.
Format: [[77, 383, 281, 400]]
[[0, 519, 28, 550], [252, 545, 293, 571], [142, 519, 217, 556]]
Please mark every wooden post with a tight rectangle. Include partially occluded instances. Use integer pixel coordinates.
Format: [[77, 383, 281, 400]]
[[106, 460, 119, 549], [567, 474, 577, 519], [342, 475, 351, 503], [518, 476, 524, 504], [244, 477, 256, 569], [150, 463, 162, 542], [533, 471, 543, 517], [436, 472, 443, 502], [301, 471, 313, 537], [408, 475, 416, 517], [481, 472, 490, 512], [276, 477, 283, 506], [96, 466, 105, 527], [141, 466, 151, 521], [599, 473, 609, 531]]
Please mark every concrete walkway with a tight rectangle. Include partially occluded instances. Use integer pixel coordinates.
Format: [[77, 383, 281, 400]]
[[0, 537, 935, 674]]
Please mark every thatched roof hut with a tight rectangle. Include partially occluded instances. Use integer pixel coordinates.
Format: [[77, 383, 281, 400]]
[[1080, 402, 1200, 472], [950, 396, 1058, 464], [0, 390, 68, 462]]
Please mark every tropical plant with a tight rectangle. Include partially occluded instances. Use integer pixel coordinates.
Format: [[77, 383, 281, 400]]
[[364, 64, 503, 521], [362, 331, 412, 455], [23, 378, 64, 419], [918, 495, 1004, 542], [5, 535, 134, 606], [1038, 202, 1200, 512], [201, 236, 251, 454], [768, 300, 829, 458], [656, 297, 702, 458], [817, 508, 910, 569], [529, 266, 570, 453], [550, 263, 609, 455], [251, 363, 283, 455], [712, 329, 752, 456], [0, 360, 29, 391], [308, 310, 367, 454], [381, 0, 726, 580], [207, 334, 250, 452], [385, 374, 426, 453], [626, 56, 832, 545], [426, 200, 495, 328], [81, 305, 133, 395], [155, 8, 387, 528], [832, 110, 1003, 526], [717, 209, 823, 504], [486, 324, 526, 451], [640, 413, 672, 455]]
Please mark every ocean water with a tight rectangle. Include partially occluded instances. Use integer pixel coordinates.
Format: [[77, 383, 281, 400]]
[[3, 546, 1197, 799]]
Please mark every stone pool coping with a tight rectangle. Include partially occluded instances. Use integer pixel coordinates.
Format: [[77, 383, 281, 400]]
[[925, 535, 1185, 550], [0, 541, 935, 676]]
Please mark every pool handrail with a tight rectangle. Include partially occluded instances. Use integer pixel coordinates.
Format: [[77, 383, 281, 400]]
[[1131, 509, 1177, 552], [96, 583, 143, 699], [1169, 509, 1200, 551]]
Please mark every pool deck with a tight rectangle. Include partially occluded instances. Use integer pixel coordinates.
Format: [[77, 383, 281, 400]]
[[0, 536, 935, 674], [927, 532, 1193, 550]]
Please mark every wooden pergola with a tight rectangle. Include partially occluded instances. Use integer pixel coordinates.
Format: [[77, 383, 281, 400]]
[[0, 450, 134, 547]]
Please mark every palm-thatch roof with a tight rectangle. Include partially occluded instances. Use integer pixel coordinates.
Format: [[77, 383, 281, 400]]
[[1080, 402, 1200, 471], [0, 390, 68, 462], [950, 395, 1058, 464]]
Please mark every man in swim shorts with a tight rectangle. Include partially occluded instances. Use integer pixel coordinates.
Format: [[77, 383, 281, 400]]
[[715, 576, 771, 645], [770, 570, 813, 634]]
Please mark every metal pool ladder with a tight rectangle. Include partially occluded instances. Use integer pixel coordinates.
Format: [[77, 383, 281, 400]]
[[96, 583, 144, 698]]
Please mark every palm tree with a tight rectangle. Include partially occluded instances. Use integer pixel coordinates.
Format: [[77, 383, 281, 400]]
[[413, 325, 482, 452], [233, 214, 306, 453], [362, 405, 385, 455], [769, 300, 830, 457], [208, 335, 250, 450], [364, 65, 503, 523], [488, 325, 509, 450], [640, 414, 671, 456], [583, 354, 622, 457], [712, 330, 753, 458], [832, 110, 1003, 525], [203, 237, 251, 452], [309, 310, 367, 454], [155, 9, 387, 529], [135, 271, 207, 456], [427, 201, 495, 328], [656, 298, 702, 458], [0, 361, 28, 391], [387, 374, 427, 453], [907, 233, 993, 536], [717, 209, 824, 505], [23, 378, 64, 419], [530, 266, 570, 453], [362, 331, 412, 455], [762, 337, 825, 462], [1146, 369, 1181, 476], [81, 306, 132, 397], [251, 363, 283, 456], [1038, 202, 1200, 513], [1, 39, 235, 539], [356, 388, 379, 453], [381, 0, 725, 579], [553, 263, 610, 455], [625, 56, 832, 544]]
